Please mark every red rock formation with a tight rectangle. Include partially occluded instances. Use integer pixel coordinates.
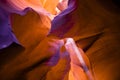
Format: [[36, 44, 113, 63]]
[[0, 0, 120, 80]]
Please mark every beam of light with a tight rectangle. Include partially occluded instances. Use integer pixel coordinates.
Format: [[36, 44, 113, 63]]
[[65, 38, 93, 80]]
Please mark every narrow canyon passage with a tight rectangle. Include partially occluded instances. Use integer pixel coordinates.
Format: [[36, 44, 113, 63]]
[[0, 0, 120, 80]]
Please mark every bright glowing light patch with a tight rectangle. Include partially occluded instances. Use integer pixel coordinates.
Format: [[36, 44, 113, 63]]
[[65, 38, 87, 68], [65, 38, 93, 80], [59, 0, 63, 3]]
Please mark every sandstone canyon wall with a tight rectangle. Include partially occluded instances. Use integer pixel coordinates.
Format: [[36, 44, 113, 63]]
[[0, 0, 120, 80]]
